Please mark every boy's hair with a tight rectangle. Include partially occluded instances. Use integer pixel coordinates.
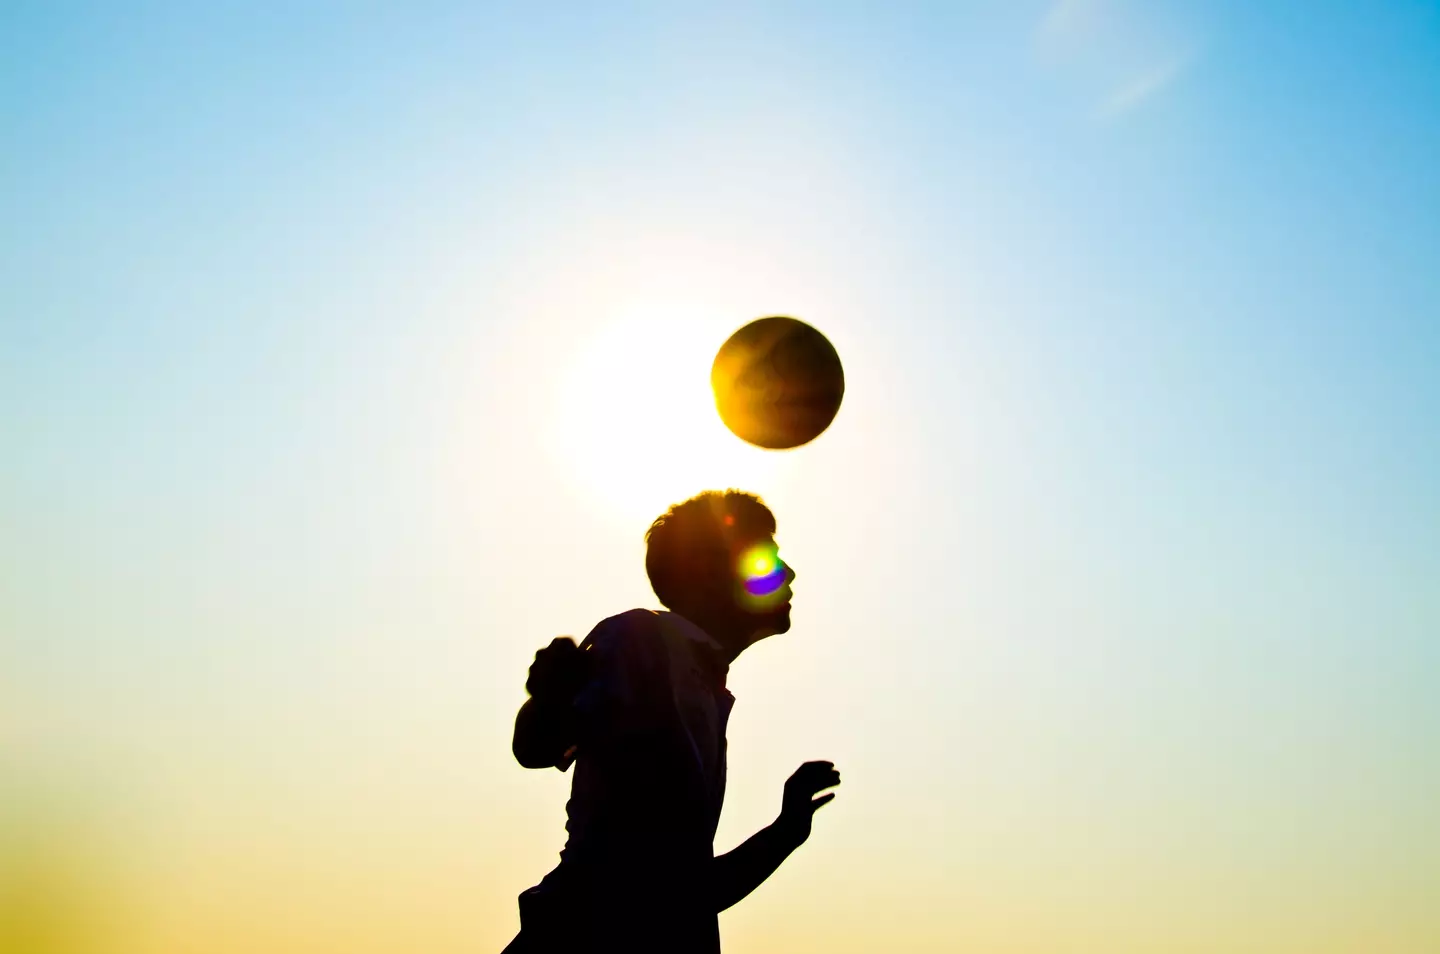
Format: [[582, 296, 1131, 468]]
[[645, 490, 776, 610]]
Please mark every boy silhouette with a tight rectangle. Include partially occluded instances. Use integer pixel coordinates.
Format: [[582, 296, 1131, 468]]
[[504, 490, 840, 953]]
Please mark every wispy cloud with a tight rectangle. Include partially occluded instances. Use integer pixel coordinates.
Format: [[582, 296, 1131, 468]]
[[1095, 55, 1190, 119], [1035, 0, 1200, 121]]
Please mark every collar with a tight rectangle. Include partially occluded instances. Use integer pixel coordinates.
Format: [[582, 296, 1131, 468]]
[[654, 610, 731, 690]]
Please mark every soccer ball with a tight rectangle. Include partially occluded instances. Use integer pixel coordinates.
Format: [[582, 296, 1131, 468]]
[[711, 316, 845, 450]]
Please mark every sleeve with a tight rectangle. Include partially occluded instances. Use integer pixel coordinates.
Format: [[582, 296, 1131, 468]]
[[572, 611, 679, 745]]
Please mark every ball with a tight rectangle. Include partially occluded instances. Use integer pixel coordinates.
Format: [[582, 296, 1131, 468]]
[[711, 316, 845, 450]]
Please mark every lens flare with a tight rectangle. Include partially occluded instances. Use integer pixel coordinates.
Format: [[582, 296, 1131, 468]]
[[738, 544, 786, 597]]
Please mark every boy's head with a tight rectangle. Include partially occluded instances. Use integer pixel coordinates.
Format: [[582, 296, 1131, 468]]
[[645, 490, 795, 644]]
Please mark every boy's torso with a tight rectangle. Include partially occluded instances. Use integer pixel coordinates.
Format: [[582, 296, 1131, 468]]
[[559, 610, 734, 869]]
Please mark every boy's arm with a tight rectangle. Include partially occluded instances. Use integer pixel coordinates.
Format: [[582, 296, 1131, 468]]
[[511, 636, 590, 769], [711, 761, 840, 912], [512, 696, 577, 769]]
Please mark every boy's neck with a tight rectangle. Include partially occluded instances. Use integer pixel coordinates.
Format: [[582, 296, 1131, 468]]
[[672, 607, 753, 664]]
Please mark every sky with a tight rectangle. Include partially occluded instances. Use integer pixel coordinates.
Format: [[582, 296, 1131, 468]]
[[2, 1, 1438, 952]]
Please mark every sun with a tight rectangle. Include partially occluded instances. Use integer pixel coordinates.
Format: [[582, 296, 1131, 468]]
[[546, 305, 791, 526]]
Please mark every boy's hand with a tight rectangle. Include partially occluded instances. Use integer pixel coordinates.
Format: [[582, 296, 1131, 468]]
[[776, 760, 841, 846], [525, 636, 591, 701]]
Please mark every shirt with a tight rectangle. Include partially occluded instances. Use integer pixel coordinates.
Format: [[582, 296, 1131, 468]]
[[560, 609, 735, 873]]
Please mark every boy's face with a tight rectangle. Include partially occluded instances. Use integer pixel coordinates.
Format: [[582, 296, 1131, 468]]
[[729, 535, 795, 638]]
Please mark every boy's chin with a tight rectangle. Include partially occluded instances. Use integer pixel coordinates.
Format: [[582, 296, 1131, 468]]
[[755, 607, 792, 638]]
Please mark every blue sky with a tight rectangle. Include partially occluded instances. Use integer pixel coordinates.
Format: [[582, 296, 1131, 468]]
[[3, 3, 1438, 951]]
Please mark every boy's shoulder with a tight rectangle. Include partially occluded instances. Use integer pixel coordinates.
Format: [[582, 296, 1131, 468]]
[[585, 608, 665, 655], [586, 609, 707, 665]]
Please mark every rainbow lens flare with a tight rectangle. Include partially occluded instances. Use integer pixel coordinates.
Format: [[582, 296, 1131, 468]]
[[739, 543, 787, 597]]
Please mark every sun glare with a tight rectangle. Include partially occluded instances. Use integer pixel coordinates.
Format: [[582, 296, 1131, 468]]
[[547, 306, 792, 527]]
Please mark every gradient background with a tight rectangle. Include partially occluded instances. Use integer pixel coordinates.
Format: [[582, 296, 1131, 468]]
[[3, 2, 1438, 952]]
